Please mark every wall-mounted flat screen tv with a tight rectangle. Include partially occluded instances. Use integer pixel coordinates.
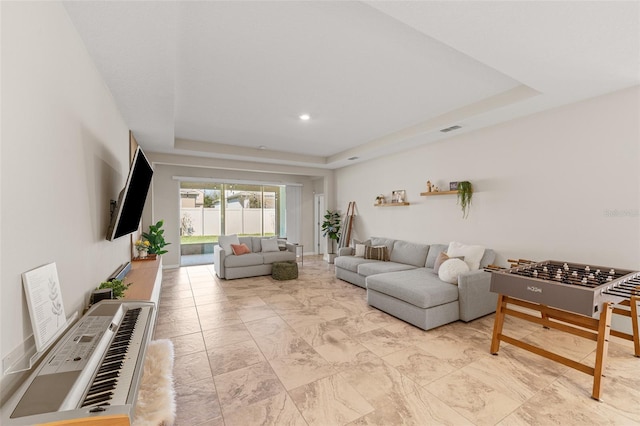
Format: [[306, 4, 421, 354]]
[[106, 146, 153, 241]]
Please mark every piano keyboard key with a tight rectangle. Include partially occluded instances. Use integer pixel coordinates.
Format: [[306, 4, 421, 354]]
[[81, 306, 151, 408]]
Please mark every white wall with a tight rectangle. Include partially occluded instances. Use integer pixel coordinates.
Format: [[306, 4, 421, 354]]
[[148, 163, 317, 267], [335, 87, 640, 269], [1, 2, 132, 399]]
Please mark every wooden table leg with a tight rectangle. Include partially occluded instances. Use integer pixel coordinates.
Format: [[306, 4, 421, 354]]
[[541, 306, 551, 329], [592, 303, 613, 401], [631, 296, 640, 357], [490, 294, 507, 354]]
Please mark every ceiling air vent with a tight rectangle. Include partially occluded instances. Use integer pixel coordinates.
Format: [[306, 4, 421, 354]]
[[440, 125, 462, 133]]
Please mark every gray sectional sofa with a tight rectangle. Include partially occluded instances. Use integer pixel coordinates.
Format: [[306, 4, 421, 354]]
[[214, 236, 297, 280], [335, 237, 497, 330]]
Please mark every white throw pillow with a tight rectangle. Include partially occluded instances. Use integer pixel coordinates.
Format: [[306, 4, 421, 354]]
[[218, 234, 239, 253], [354, 244, 366, 257], [447, 241, 485, 270], [438, 258, 470, 284], [261, 238, 280, 252]]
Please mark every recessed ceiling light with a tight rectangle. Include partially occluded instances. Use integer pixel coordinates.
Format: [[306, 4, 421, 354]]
[[258, 145, 267, 150], [299, 114, 311, 121]]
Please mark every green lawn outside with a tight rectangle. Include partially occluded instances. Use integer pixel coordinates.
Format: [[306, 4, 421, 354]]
[[181, 235, 218, 244], [180, 233, 276, 245]]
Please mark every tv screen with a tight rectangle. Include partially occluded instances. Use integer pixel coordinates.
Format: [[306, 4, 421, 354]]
[[106, 146, 153, 241]]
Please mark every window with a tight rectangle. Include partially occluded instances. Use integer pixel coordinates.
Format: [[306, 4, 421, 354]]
[[179, 182, 285, 245]]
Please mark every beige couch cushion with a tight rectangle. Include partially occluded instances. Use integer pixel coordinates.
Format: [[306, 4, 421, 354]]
[[262, 251, 296, 264], [357, 262, 415, 277], [390, 240, 429, 267], [225, 253, 263, 267]]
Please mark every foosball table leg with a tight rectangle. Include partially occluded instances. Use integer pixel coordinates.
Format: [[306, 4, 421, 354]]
[[490, 294, 507, 355], [541, 307, 550, 329], [592, 303, 613, 401], [631, 296, 640, 357]]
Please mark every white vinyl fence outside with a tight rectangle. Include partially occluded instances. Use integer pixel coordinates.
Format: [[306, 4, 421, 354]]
[[181, 207, 276, 236]]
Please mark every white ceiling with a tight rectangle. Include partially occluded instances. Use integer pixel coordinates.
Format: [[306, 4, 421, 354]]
[[63, 1, 640, 170]]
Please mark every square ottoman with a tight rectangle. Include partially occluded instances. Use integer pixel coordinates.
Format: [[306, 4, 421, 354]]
[[272, 261, 299, 280]]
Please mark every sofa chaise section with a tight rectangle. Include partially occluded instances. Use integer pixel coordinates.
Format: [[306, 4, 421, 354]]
[[367, 268, 460, 331], [335, 237, 497, 330]]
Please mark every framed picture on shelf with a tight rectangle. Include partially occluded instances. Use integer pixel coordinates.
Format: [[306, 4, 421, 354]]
[[449, 181, 459, 191], [391, 190, 406, 203]]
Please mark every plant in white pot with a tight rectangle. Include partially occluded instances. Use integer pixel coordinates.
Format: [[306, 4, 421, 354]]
[[321, 210, 341, 263], [134, 239, 150, 258], [97, 279, 130, 299]]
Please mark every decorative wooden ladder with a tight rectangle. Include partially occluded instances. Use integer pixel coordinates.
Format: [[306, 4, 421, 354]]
[[338, 201, 356, 249]]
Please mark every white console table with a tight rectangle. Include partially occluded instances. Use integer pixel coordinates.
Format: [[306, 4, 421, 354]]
[[124, 256, 162, 306]]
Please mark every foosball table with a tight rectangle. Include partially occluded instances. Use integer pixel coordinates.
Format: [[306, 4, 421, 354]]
[[488, 260, 640, 401]]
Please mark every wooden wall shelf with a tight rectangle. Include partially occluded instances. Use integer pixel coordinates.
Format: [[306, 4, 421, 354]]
[[374, 202, 410, 207], [420, 191, 457, 196], [123, 257, 162, 306]]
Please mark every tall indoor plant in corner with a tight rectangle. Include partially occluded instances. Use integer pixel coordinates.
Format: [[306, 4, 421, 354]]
[[321, 210, 341, 264], [142, 220, 170, 255]]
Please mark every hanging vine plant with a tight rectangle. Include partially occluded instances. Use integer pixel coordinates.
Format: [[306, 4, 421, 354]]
[[457, 181, 473, 218]]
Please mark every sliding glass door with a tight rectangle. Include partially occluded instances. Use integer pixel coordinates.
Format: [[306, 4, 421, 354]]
[[179, 181, 286, 265]]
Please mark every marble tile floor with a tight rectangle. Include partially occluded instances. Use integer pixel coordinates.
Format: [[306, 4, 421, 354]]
[[154, 256, 640, 426], [181, 253, 215, 267]]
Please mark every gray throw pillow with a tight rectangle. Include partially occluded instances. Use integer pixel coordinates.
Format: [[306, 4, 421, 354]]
[[219, 234, 239, 253], [261, 238, 279, 252]]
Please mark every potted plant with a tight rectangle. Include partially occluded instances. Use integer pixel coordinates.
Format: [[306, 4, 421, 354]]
[[457, 181, 473, 218], [321, 210, 341, 263], [142, 220, 170, 255], [134, 239, 150, 258], [97, 279, 130, 299]]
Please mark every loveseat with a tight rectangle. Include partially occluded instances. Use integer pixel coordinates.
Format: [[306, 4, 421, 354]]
[[335, 237, 497, 330], [214, 236, 297, 280]]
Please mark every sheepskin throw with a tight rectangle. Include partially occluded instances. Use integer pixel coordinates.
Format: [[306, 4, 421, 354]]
[[133, 339, 176, 426]]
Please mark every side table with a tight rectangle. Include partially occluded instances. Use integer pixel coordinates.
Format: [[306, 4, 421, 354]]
[[288, 243, 304, 266]]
